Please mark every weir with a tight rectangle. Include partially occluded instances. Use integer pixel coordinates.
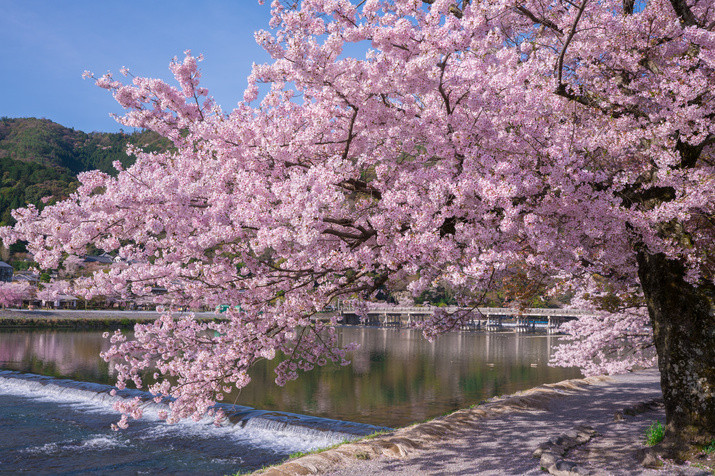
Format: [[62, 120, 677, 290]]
[[0, 370, 389, 445]]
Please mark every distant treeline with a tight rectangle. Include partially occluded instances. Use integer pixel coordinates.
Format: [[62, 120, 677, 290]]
[[0, 117, 170, 225]]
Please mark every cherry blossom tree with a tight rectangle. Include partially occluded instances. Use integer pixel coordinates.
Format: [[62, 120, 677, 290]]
[[2, 0, 713, 449], [36, 280, 72, 305], [0, 281, 31, 308]]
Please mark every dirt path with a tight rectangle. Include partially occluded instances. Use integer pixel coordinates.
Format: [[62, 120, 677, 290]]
[[259, 369, 712, 475]]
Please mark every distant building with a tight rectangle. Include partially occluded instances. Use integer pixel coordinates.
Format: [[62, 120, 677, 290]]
[[83, 253, 114, 264], [13, 272, 39, 284], [42, 294, 78, 309], [0, 261, 13, 282]]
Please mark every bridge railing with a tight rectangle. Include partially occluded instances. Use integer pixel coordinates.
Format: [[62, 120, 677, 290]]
[[337, 303, 593, 318]]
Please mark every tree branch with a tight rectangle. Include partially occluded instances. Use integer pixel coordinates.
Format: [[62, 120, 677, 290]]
[[668, 0, 700, 27], [337, 178, 383, 199], [623, 0, 635, 15], [422, 0, 464, 18], [556, 0, 588, 88], [514, 6, 563, 34]]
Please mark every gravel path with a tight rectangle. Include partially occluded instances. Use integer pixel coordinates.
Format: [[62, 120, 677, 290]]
[[260, 369, 712, 475]]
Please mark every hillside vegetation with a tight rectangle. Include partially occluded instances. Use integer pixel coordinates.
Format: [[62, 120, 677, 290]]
[[0, 117, 169, 225]]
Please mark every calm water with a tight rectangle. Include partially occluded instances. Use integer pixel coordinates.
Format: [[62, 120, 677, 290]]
[[0, 327, 581, 474]]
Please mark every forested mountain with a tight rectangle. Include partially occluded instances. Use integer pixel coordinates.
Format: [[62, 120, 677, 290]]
[[0, 117, 169, 225]]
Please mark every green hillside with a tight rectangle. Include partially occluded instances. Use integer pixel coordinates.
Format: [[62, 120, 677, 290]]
[[0, 117, 169, 225]]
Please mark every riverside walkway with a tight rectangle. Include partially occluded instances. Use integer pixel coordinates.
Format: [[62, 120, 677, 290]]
[[258, 369, 710, 475]]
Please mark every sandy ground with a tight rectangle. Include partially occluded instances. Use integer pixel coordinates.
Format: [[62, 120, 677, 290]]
[[260, 369, 713, 475]]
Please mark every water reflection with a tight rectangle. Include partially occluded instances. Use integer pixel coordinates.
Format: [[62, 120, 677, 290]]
[[0, 327, 581, 428], [0, 330, 112, 384]]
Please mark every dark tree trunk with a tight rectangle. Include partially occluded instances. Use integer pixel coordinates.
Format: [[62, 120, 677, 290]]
[[637, 251, 715, 446]]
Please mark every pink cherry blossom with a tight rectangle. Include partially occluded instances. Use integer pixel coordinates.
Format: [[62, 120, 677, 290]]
[[0, 281, 31, 307], [2, 0, 713, 442]]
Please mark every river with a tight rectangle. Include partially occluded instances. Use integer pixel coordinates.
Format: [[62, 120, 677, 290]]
[[0, 326, 581, 474]]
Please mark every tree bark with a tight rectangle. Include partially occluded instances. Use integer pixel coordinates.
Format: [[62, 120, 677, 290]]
[[636, 251, 715, 446]]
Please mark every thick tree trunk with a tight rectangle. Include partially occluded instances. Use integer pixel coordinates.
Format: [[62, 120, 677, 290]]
[[636, 251, 715, 446]]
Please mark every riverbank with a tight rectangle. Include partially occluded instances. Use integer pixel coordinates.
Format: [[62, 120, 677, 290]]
[[0, 309, 221, 328], [257, 369, 713, 475]]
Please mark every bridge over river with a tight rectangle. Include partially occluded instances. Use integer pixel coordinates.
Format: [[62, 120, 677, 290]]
[[338, 305, 593, 334]]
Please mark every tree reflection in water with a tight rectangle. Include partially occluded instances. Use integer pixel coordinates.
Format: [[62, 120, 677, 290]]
[[0, 327, 581, 428]]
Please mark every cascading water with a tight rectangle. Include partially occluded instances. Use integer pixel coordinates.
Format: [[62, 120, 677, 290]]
[[0, 370, 389, 474]]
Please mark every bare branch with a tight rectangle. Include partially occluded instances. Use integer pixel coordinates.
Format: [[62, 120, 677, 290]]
[[668, 0, 700, 27], [623, 0, 635, 15], [341, 106, 359, 162], [422, 0, 464, 18], [556, 0, 588, 88], [515, 6, 563, 34], [337, 178, 383, 199]]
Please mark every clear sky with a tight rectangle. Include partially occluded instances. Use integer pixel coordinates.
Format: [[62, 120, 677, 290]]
[[0, 1, 273, 132]]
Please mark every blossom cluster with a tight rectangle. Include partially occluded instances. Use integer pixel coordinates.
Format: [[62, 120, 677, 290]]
[[0, 281, 31, 307]]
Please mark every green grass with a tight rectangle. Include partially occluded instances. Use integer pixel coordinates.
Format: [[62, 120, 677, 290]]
[[644, 421, 665, 446], [286, 439, 349, 460], [288, 450, 309, 459], [288, 451, 311, 459], [362, 429, 391, 440], [703, 441, 715, 454]]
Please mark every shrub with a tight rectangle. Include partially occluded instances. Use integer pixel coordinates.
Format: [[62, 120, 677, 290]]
[[644, 421, 665, 446]]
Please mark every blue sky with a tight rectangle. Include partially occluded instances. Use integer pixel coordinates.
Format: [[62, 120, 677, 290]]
[[1, 1, 273, 132]]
